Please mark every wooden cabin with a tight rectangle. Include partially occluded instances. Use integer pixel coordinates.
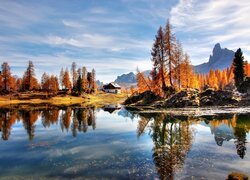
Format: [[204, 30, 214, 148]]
[[103, 82, 121, 94]]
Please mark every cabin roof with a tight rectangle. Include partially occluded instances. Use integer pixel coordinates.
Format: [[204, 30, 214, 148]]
[[110, 82, 120, 88], [103, 82, 121, 89]]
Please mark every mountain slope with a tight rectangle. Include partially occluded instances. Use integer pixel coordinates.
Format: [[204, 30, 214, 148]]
[[114, 70, 151, 84], [193, 43, 235, 74], [114, 72, 137, 84]]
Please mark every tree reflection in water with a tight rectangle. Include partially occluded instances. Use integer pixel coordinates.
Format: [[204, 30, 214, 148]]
[[71, 107, 96, 137], [233, 114, 249, 159], [0, 106, 96, 140], [137, 113, 194, 180], [136, 112, 250, 179], [206, 114, 250, 159], [0, 110, 17, 140]]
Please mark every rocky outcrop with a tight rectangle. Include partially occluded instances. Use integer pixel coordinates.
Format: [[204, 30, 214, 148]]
[[199, 89, 238, 106], [124, 91, 162, 106], [239, 77, 250, 94], [154, 89, 238, 108], [154, 89, 199, 108], [124, 89, 242, 108]]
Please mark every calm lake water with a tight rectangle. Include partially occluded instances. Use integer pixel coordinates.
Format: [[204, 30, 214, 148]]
[[0, 105, 249, 179]]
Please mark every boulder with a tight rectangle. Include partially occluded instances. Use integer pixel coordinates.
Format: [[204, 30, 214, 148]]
[[200, 89, 238, 106], [123, 91, 162, 106], [238, 77, 250, 94], [160, 89, 200, 108], [228, 172, 248, 180]]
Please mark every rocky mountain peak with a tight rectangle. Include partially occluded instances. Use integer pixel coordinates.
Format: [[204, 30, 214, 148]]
[[194, 43, 235, 74]]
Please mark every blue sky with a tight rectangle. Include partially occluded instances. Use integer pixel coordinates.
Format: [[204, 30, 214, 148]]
[[0, 0, 249, 83]]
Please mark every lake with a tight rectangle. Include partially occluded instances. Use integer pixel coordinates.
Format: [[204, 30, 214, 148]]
[[0, 105, 249, 179]]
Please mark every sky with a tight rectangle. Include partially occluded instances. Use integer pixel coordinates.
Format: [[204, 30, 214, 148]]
[[0, 0, 249, 83]]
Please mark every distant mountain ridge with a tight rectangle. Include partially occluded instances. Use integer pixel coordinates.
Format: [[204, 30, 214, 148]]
[[115, 72, 137, 84], [114, 70, 151, 84], [193, 43, 235, 74]]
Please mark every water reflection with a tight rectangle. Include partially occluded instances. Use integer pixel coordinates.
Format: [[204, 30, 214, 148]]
[[135, 112, 250, 179], [202, 114, 250, 159], [137, 113, 194, 179], [0, 106, 96, 140], [0, 106, 249, 179]]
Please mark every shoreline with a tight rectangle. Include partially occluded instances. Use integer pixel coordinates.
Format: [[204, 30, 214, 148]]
[[0, 92, 128, 107], [125, 105, 250, 116]]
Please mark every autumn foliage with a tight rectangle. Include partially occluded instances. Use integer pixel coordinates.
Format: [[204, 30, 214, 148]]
[[0, 61, 97, 95], [137, 20, 250, 96]]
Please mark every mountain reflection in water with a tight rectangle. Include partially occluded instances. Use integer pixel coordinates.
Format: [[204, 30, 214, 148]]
[[0, 106, 249, 179]]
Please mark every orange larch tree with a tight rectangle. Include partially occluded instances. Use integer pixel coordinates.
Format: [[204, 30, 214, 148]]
[[22, 61, 39, 91], [63, 68, 72, 93], [164, 20, 177, 87], [180, 54, 192, 88], [136, 68, 151, 93], [1, 62, 12, 91]]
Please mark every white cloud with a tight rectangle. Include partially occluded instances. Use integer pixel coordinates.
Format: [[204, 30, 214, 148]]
[[170, 0, 250, 64], [90, 7, 108, 14], [62, 20, 85, 28], [0, 1, 52, 29], [46, 33, 152, 53]]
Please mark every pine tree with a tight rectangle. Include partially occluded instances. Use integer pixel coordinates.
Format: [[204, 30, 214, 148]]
[[71, 62, 78, 90], [22, 61, 38, 91], [233, 48, 245, 89], [41, 73, 49, 91], [1, 62, 11, 91], [16, 78, 23, 91], [50, 75, 59, 93], [136, 68, 150, 93], [63, 68, 72, 93], [151, 26, 167, 95], [9, 76, 16, 92], [76, 75, 83, 95], [174, 41, 183, 89], [164, 20, 176, 87], [59, 68, 64, 90], [82, 66, 88, 93], [91, 69, 97, 93], [87, 72, 92, 93], [180, 54, 192, 88]]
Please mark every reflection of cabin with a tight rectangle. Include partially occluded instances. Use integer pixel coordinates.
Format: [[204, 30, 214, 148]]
[[103, 104, 122, 113], [103, 82, 121, 94]]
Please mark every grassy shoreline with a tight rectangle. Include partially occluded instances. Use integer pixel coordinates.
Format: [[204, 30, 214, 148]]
[[0, 92, 128, 107]]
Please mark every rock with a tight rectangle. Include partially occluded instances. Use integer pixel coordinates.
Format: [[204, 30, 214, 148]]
[[228, 172, 248, 180], [123, 91, 162, 106], [200, 89, 238, 106], [160, 89, 200, 108], [124, 88, 243, 108], [238, 77, 250, 94]]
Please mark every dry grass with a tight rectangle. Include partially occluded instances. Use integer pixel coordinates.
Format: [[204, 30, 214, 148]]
[[0, 91, 129, 107], [84, 91, 129, 106]]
